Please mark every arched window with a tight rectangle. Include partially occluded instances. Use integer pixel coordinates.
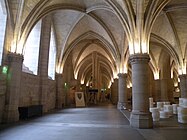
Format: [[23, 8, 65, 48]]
[[0, 2, 7, 65], [48, 26, 56, 80], [22, 20, 42, 75]]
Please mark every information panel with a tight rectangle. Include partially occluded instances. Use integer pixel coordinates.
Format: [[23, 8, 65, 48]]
[[75, 92, 86, 107]]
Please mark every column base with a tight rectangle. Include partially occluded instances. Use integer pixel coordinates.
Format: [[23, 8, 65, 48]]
[[117, 102, 127, 110], [130, 111, 153, 128], [3, 105, 19, 123]]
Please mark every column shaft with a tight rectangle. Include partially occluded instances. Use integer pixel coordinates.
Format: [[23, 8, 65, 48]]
[[179, 75, 187, 98], [117, 73, 128, 109], [154, 79, 161, 102], [159, 78, 174, 102], [111, 78, 118, 104], [168, 79, 174, 102], [160, 79, 168, 101], [129, 54, 153, 128], [38, 15, 51, 112], [3, 53, 23, 123], [92, 52, 98, 88]]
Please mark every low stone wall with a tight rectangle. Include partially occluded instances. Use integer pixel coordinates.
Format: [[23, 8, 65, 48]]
[[0, 71, 59, 123], [20, 72, 56, 111], [19, 72, 40, 106], [0, 71, 6, 123], [0, 95, 5, 123]]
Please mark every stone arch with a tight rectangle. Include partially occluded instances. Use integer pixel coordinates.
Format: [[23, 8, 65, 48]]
[[60, 31, 118, 74], [19, 3, 119, 55]]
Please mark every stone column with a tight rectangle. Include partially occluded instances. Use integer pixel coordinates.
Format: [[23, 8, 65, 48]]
[[129, 54, 153, 128], [92, 52, 98, 89], [168, 78, 174, 103], [3, 53, 23, 123], [179, 74, 187, 98], [153, 79, 161, 102], [160, 79, 169, 101], [38, 15, 51, 113], [117, 73, 128, 109], [55, 74, 63, 109], [111, 78, 118, 104], [127, 87, 132, 104]]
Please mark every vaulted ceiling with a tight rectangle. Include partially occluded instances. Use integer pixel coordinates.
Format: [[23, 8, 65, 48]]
[[5, 0, 187, 85]]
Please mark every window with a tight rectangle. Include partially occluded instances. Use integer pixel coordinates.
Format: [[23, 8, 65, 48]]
[[0, 3, 7, 65], [22, 20, 42, 75], [48, 26, 56, 80]]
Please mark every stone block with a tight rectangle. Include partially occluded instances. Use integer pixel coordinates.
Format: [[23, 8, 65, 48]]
[[130, 112, 153, 128]]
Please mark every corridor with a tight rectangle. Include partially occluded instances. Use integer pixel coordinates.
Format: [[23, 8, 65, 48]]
[[0, 104, 187, 140]]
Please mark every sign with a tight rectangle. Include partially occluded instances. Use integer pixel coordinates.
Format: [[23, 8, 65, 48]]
[[2, 66, 8, 74], [75, 92, 86, 107]]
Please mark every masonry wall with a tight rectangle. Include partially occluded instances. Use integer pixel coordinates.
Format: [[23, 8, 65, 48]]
[[46, 80, 56, 111], [0, 69, 6, 123], [0, 71, 57, 123], [19, 72, 56, 111], [19, 72, 40, 106]]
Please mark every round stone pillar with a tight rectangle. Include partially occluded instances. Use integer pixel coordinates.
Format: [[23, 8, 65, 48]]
[[168, 78, 174, 103], [117, 73, 128, 109], [154, 79, 161, 102], [179, 74, 187, 98], [111, 78, 118, 104], [160, 79, 169, 101], [3, 53, 23, 123], [129, 54, 153, 128]]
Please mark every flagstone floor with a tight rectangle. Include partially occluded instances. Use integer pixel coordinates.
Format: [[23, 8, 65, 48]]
[[0, 103, 187, 140]]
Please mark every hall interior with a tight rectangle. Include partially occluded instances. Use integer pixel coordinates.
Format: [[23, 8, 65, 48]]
[[0, 0, 187, 132]]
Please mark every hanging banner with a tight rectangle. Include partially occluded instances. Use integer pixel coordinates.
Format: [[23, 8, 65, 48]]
[[75, 92, 86, 107]]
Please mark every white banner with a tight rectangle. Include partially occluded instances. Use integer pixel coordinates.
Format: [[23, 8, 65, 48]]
[[75, 92, 85, 107]]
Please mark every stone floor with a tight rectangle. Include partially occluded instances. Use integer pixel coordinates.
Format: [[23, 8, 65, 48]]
[[0, 103, 187, 140]]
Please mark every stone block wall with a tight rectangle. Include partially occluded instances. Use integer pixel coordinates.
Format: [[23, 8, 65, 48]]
[[47, 80, 56, 111], [0, 70, 6, 123], [19, 72, 40, 106], [0, 69, 58, 123], [0, 95, 5, 123], [20, 72, 56, 111]]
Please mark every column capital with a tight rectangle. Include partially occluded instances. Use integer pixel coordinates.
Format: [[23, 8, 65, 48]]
[[129, 54, 150, 64], [117, 73, 127, 78], [7, 52, 23, 63]]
